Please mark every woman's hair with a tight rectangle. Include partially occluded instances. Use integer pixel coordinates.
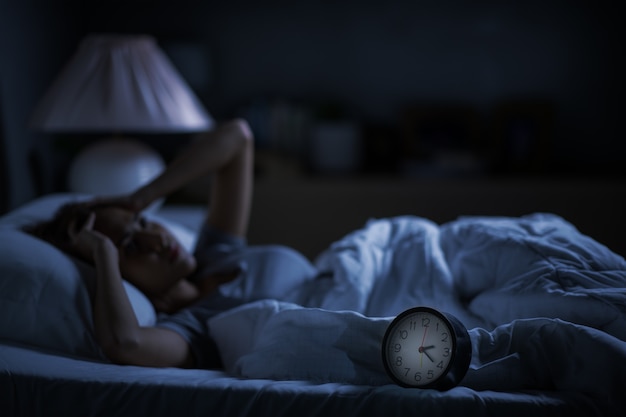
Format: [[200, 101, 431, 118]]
[[22, 201, 100, 257]]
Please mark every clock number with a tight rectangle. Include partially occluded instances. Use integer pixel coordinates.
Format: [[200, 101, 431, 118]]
[[414, 372, 422, 382], [437, 361, 444, 369], [443, 347, 450, 357], [409, 321, 417, 331], [395, 356, 403, 366], [399, 330, 408, 339], [393, 343, 402, 353], [421, 317, 430, 328], [441, 332, 449, 343], [427, 370, 434, 379]]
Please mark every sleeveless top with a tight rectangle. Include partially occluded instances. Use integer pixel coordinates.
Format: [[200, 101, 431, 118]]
[[157, 224, 317, 368]]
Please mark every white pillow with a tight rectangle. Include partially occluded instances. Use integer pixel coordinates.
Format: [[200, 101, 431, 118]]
[[0, 193, 196, 360]]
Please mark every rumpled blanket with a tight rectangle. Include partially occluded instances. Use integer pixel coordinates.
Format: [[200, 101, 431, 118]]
[[208, 213, 626, 414]]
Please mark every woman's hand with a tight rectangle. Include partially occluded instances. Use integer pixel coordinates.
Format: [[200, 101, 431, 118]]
[[68, 212, 117, 263], [68, 211, 196, 369], [128, 119, 254, 238]]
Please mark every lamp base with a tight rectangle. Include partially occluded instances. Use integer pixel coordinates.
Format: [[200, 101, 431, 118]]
[[68, 138, 165, 198]]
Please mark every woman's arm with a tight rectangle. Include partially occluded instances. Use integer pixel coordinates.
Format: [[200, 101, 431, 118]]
[[71, 213, 195, 368], [131, 118, 255, 237]]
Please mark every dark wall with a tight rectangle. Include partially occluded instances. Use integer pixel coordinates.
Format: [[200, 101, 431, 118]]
[[75, 0, 625, 176], [1, 0, 624, 210], [0, 1, 81, 210]]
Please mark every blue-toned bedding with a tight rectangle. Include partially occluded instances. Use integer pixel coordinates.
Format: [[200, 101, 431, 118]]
[[207, 214, 626, 414], [1, 194, 625, 417]]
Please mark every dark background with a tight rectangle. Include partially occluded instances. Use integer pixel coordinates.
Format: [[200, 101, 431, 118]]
[[1, 0, 624, 212]]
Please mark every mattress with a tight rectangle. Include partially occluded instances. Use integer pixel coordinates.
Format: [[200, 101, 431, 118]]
[[1, 342, 593, 417]]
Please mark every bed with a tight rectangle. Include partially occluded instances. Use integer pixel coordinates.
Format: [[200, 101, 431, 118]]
[[1, 180, 625, 417]]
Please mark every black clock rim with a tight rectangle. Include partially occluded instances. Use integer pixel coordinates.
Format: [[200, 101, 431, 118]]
[[381, 306, 471, 390]]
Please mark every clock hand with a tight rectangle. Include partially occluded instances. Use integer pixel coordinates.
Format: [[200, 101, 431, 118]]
[[419, 325, 429, 367], [418, 345, 435, 363], [423, 350, 435, 363]]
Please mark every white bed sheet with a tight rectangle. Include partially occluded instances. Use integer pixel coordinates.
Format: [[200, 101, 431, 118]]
[[0, 341, 594, 417]]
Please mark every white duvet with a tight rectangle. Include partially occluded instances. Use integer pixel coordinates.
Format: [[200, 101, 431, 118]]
[[208, 213, 626, 414]]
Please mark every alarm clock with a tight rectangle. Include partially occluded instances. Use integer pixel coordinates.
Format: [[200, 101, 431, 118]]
[[381, 306, 472, 390]]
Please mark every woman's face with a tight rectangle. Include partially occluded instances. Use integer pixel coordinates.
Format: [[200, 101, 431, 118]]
[[92, 206, 197, 296]]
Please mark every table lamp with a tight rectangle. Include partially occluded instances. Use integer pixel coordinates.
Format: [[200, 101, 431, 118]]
[[30, 34, 214, 196]]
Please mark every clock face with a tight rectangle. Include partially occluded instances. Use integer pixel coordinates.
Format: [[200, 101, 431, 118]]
[[382, 307, 457, 388]]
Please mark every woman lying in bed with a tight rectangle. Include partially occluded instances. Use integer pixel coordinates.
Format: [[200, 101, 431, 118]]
[[25, 118, 318, 370], [25, 117, 626, 377]]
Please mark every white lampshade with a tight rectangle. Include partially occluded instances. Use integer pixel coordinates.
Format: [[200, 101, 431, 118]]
[[30, 34, 214, 196], [30, 34, 214, 132]]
